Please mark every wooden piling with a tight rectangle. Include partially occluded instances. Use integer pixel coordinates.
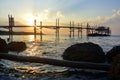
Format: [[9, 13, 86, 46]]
[[69, 21, 72, 38], [55, 19, 60, 40], [57, 18, 59, 40], [86, 23, 90, 40], [78, 23, 80, 38], [81, 23, 83, 38], [8, 15, 11, 41], [11, 17, 14, 41], [40, 21, 42, 41], [34, 20, 37, 41], [72, 21, 74, 38], [8, 15, 14, 41], [56, 19, 57, 38]]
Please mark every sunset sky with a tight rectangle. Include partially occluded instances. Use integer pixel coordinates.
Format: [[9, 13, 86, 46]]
[[0, 0, 120, 35]]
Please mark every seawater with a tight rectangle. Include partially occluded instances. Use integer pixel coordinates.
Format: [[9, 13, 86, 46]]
[[0, 35, 120, 80]]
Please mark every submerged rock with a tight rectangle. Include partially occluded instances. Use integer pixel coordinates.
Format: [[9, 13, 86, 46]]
[[0, 38, 8, 53], [106, 45, 120, 63], [62, 42, 105, 63], [8, 41, 27, 52]]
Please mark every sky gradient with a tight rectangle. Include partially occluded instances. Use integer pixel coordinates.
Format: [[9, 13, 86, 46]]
[[0, 0, 120, 35]]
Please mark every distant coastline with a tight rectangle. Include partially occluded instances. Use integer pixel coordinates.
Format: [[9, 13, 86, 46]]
[[0, 30, 44, 35]]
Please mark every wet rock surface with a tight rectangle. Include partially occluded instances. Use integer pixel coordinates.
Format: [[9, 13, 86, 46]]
[[109, 54, 120, 79], [106, 45, 120, 63], [0, 38, 8, 53], [62, 42, 105, 63], [8, 41, 27, 52]]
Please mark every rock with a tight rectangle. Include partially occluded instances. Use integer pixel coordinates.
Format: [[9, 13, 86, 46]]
[[0, 38, 8, 53], [109, 54, 120, 79], [106, 46, 120, 63], [0, 76, 16, 80], [62, 42, 105, 63], [8, 41, 27, 52]]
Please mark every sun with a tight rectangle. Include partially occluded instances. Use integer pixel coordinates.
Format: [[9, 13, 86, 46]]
[[27, 16, 35, 26], [24, 14, 37, 26], [24, 13, 47, 26]]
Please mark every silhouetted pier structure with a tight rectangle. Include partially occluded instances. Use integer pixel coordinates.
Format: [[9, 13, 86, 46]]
[[56, 19, 60, 40], [8, 15, 14, 41], [40, 21, 42, 41], [0, 15, 111, 41], [87, 23, 111, 36]]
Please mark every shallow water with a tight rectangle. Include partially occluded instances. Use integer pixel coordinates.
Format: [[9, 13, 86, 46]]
[[0, 35, 120, 80]]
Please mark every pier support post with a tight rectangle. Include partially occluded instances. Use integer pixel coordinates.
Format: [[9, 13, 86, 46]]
[[34, 20, 37, 41], [78, 23, 82, 38], [86, 23, 90, 40], [69, 21, 75, 38], [81, 24, 83, 38], [56, 19, 60, 40], [72, 21, 74, 38], [69, 21, 72, 38], [40, 21, 42, 41], [58, 19, 59, 39], [8, 15, 14, 41], [78, 23, 80, 38]]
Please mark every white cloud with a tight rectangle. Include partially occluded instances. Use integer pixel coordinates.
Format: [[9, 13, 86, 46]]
[[95, 9, 120, 35], [56, 11, 64, 18], [96, 9, 120, 24], [116, 10, 120, 15], [36, 8, 65, 22]]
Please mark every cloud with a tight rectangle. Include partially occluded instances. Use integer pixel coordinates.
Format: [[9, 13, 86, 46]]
[[36, 8, 65, 22], [95, 9, 120, 35], [56, 11, 64, 18], [96, 9, 120, 24]]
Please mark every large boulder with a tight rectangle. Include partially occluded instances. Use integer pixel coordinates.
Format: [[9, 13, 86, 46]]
[[62, 42, 105, 63], [8, 41, 27, 52], [106, 46, 120, 63], [0, 38, 8, 53], [109, 54, 120, 79]]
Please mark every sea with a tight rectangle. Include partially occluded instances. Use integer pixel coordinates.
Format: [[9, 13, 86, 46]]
[[0, 34, 120, 80]]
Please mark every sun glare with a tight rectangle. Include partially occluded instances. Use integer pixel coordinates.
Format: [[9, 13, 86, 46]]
[[27, 16, 35, 26], [24, 14, 37, 26]]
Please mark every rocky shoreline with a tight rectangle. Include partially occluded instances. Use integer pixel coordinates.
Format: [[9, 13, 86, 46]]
[[62, 42, 120, 79], [0, 37, 120, 79], [0, 38, 27, 53]]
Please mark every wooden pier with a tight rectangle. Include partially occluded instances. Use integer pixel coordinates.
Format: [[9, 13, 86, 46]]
[[0, 15, 111, 41]]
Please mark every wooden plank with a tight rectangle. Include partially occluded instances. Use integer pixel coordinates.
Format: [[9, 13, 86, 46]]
[[0, 53, 111, 71]]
